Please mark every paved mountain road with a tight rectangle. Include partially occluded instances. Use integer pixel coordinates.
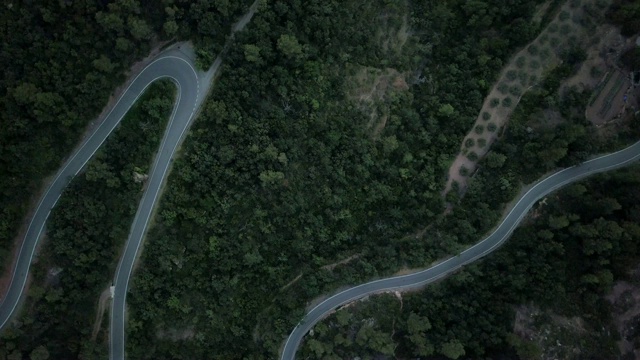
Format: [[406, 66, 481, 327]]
[[281, 140, 640, 360], [0, 2, 259, 358], [0, 44, 207, 358]]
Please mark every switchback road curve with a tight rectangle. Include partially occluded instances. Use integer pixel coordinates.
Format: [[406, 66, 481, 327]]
[[281, 140, 640, 360], [0, 44, 206, 358]]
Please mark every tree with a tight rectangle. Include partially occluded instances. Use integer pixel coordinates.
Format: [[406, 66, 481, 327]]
[[486, 152, 506, 168], [438, 103, 455, 117], [441, 340, 465, 359], [244, 44, 262, 63], [29, 346, 50, 360], [163, 20, 179, 37], [277, 34, 304, 59], [128, 16, 152, 40]]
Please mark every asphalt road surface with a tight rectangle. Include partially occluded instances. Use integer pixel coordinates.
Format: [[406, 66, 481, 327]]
[[0, 44, 206, 358], [281, 140, 640, 360], [108, 46, 204, 360]]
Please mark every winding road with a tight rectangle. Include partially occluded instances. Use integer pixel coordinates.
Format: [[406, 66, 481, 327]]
[[0, 3, 638, 359], [281, 140, 640, 360], [0, 3, 259, 359], [108, 46, 205, 360], [0, 43, 210, 355]]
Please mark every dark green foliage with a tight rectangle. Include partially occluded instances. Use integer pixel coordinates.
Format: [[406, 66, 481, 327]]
[[477, 138, 488, 148], [467, 151, 479, 161], [122, 1, 550, 358], [502, 97, 513, 107], [475, 124, 485, 134], [506, 70, 518, 82], [465, 138, 476, 148], [498, 82, 509, 94], [607, 0, 640, 36], [482, 111, 492, 120], [621, 48, 640, 70], [487, 122, 498, 132], [530, 59, 541, 69], [0, 82, 176, 359], [510, 85, 523, 97], [490, 98, 500, 108], [0, 0, 251, 272]]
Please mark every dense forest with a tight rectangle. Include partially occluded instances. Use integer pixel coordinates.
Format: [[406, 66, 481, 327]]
[[0, 0, 250, 268], [0, 0, 638, 359], [299, 163, 640, 359], [0, 81, 175, 359], [121, 0, 586, 358]]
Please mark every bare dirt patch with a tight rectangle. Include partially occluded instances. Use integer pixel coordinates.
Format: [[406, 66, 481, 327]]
[[321, 253, 361, 271], [347, 66, 409, 136], [156, 326, 195, 341], [606, 272, 640, 358], [513, 304, 589, 359], [345, 1, 411, 138], [91, 286, 112, 341]]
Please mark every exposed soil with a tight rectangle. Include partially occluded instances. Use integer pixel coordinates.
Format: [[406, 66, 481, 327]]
[[281, 273, 303, 291], [156, 326, 195, 341], [345, 1, 411, 138], [347, 66, 409, 137], [321, 253, 361, 271], [606, 269, 640, 358], [513, 304, 588, 359], [91, 286, 112, 341]]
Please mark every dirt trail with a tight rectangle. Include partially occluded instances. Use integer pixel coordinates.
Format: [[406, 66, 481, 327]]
[[91, 287, 112, 341], [443, 0, 610, 195]]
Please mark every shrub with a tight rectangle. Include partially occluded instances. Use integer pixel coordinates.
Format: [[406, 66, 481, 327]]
[[540, 48, 551, 60], [529, 74, 538, 84], [527, 44, 539, 56], [489, 98, 500, 108], [560, 24, 572, 34], [550, 37, 560, 47], [475, 124, 484, 134], [467, 151, 479, 161], [482, 112, 491, 120], [488, 122, 498, 132], [506, 70, 517, 82], [477, 138, 487, 148], [497, 83, 509, 94], [464, 138, 475, 148], [509, 85, 522, 97], [548, 23, 559, 33], [516, 56, 526, 68], [502, 97, 513, 107], [518, 70, 528, 85], [459, 166, 469, 176], [559, 11, 570, 21], [529, 60, 540, 69]]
